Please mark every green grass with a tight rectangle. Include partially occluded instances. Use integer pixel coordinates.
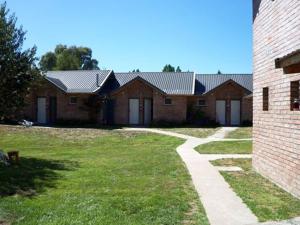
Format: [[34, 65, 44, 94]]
[[210, 158, 300, 222], [195, 141, 252, 154], [159, 127, 219, 138], [226, 127, 252, 139], [0, 125, 209, 225]]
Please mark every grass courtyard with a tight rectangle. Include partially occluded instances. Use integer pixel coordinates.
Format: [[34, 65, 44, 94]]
[[195, 141, 252, 154], [211, 158, 300, 222], [225, 127, 252, 139], [0, 125, 209, 225], [159, 127, 219, 138]]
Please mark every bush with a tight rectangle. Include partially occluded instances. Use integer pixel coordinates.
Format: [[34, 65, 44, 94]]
[[150, 120, 187, 128], [242, 120, 253, 127], [54, 119, 95, 127]]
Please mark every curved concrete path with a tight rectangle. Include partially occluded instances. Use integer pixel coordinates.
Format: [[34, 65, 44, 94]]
[[125, 127, 257, 225]]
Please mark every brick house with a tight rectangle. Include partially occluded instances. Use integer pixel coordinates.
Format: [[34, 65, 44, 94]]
[[253, 0, 300, 198], [23, 70, 252, 126]]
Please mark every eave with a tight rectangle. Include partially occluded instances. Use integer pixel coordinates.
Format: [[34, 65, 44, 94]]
[[275, 49, 300, 69]]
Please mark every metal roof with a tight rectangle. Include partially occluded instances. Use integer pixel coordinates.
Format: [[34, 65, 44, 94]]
[[114, 72, 195, 95], [44, 71, 252, 96], [45, 70, 112, 93], [195, 74, 253, 95]]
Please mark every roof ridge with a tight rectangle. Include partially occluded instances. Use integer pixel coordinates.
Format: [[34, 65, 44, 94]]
[[196, 73, 252, 75], [115, 71, 194, 73], [47, 69, 110, 73]]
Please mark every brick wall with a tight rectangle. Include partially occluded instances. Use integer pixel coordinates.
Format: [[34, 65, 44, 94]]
[[153, 93, 187, 123], [23, 80, 91, 122], [253, 0, 300, 198], [111, 79, 188, 124], [111, 80, 153, 124], [187, 82, 252, 125]]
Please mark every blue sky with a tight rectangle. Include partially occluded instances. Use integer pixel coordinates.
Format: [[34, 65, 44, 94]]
[[6, 0, 252, 73]]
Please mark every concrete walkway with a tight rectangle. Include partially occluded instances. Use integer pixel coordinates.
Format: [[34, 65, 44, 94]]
[[125, 127, 258, 225]]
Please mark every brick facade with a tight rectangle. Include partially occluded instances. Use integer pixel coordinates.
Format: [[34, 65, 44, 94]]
[[111, 80, 187, 125], [23, 78, 253, 126], [253, 0, 300, 198], [24, 81, 91, 123], [188, 82, 252, 125]]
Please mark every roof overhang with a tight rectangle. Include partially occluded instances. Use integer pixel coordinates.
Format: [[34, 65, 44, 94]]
[[110, 76, 167, 96], [203, 79, 252, 96], [275, 50, 300, 73], [244, 94, 253, 99], [44, 70, 114, 94], [92, 70, 113, 93]]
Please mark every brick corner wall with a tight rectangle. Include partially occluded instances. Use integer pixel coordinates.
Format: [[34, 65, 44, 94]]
[[253, 0, 300, 198]]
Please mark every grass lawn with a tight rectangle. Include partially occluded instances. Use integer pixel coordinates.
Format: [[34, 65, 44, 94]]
[[211, 158, 300, 222], [195, 141, 252, 154], [0, 125, 209, 225], [159, 127, 219, 138], [226, 127, 252, 139]]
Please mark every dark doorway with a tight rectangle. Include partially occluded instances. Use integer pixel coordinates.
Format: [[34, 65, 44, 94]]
[[105, 99, 115, 125], [49, 97, 57, 124]]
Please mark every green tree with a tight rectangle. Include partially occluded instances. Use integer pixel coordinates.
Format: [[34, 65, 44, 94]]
[[132, 69, 140, 73], [176, 66, 182, 72], [217, 70, 222, 74], [0, 2, 39, 120], [81, 55, 99, 70], [162, 64, 175, 72], [40, 52, 56, 71], [39, 45, 99, 71]]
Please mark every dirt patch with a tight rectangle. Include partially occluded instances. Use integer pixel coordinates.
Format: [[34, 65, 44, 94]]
[[0, 219, 10, 225]]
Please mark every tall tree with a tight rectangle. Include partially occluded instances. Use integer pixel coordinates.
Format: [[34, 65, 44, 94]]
[[176, 66, 182, 72], [131, 69, 140, 73], [0, 2, 39, 120], [81, 55, 99, 70], [162, 64, 175, 72], [39, 45, 99, 71], [40, 52, 56, 71]]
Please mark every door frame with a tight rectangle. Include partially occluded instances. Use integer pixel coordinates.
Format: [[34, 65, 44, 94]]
[[230, 99, 241, 126], [215, 99, 227, 125], [128, 98, 140, 125], [143, 98, 153, 125], [36, 97, 47, 124]]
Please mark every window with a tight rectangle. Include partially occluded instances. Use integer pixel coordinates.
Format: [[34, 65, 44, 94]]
[[69, 96, 78, 104], [290, 81, 300, 111], [198, 99, 206, 106], [164, 98, 172, 105], [263, 87, 269, 111]]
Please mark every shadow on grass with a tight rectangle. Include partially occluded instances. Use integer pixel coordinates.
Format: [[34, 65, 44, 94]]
[[0, 157, 78, 197], [51, 124, 123, 130]]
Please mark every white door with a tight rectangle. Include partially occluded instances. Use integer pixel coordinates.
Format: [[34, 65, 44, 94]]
[[129, 99, 139, 125], [144, 99, 152, 125], [230, 100, 241, 126], [37, 97, 46, 124], [216, 100, 226, 125]]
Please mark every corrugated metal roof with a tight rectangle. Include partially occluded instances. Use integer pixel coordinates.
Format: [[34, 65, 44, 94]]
[[44, 71, 252, 96], [45, 70, 112, 93], [114, 72, 195, 95], [195, 74, 253, 95]]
